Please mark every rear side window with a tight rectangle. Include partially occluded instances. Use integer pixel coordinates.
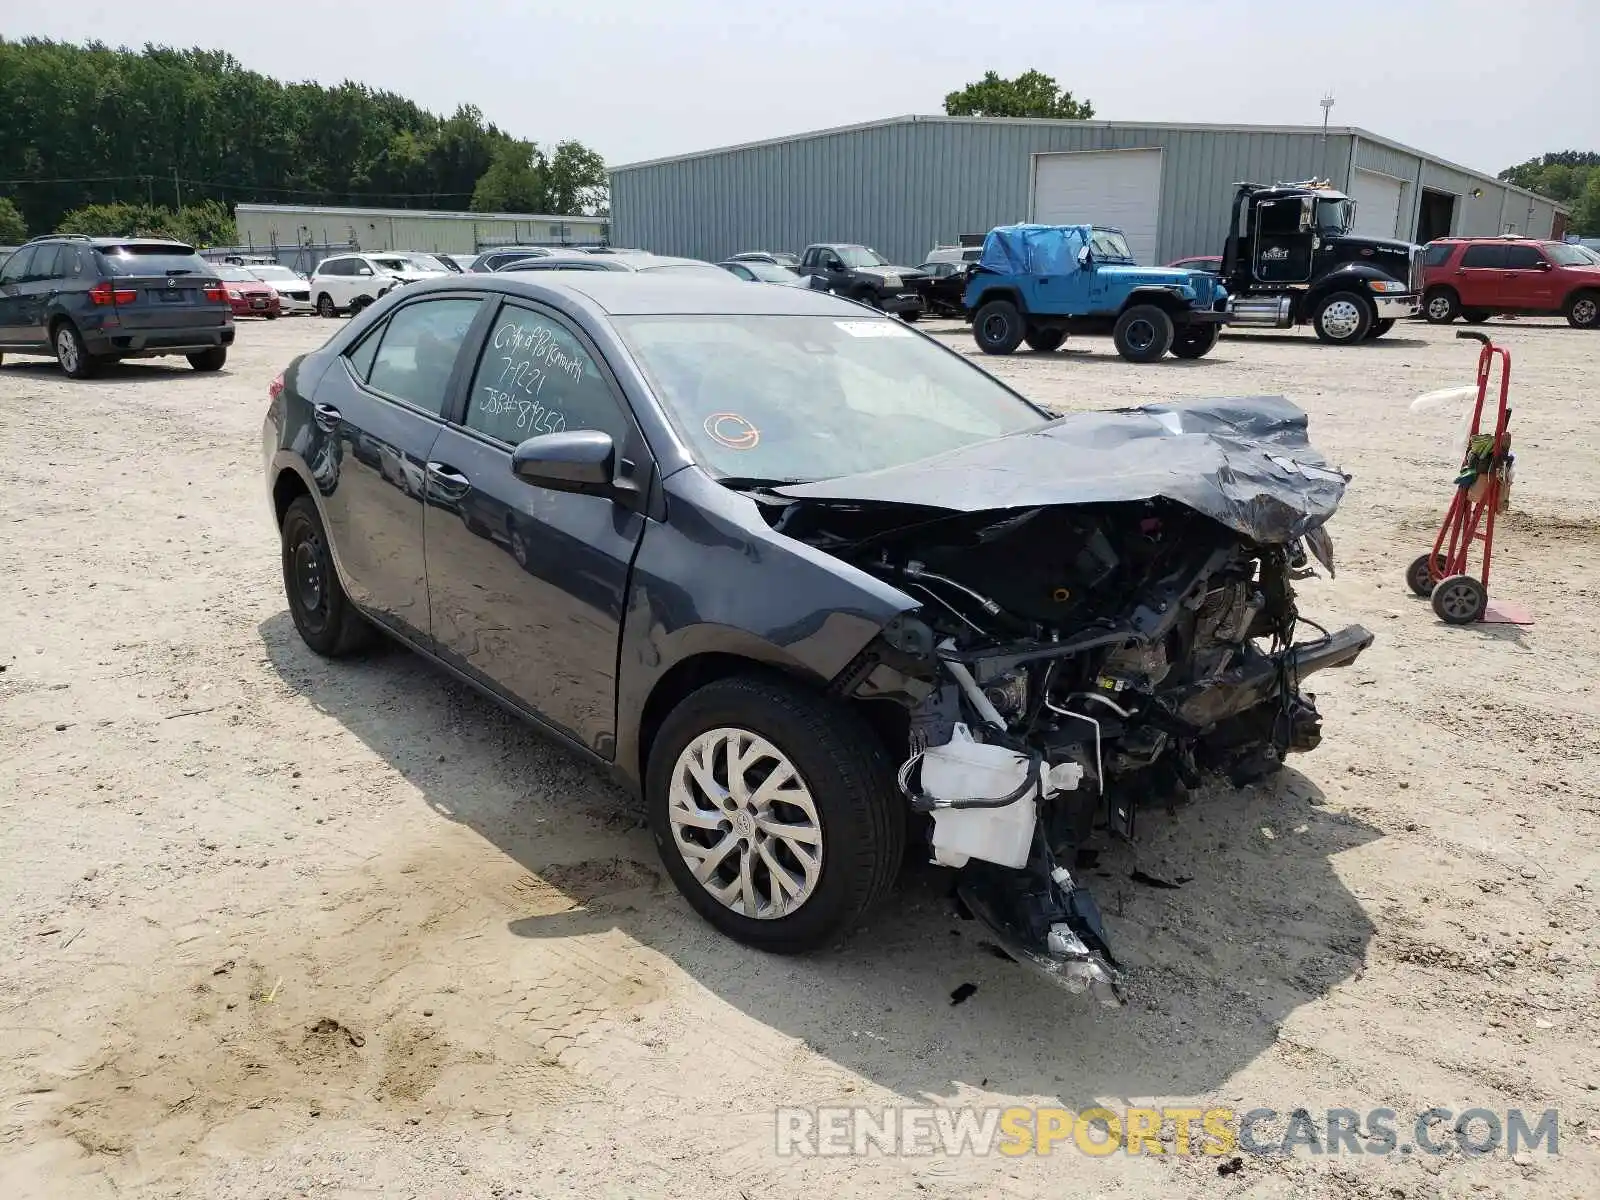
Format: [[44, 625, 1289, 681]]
[[1422, 243, 1454, 267], [95, 243, 209, 276], [319, 259, 349, 276], [1502, 244, 1546, 269], [366, 298, 483, 414], [1460, 244, 1507, 268]]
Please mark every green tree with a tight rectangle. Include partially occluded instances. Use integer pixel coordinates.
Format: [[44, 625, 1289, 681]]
[[944, 70, 1094, 120], [0, 196, 26, 243], [546, 140, 608, 215], [1497, 151, 1600, 235], [471, 140, 550, 213], [56, 200, 236, 244]]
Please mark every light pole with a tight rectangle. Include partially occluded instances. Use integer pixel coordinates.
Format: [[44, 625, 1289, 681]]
[[1320, 92, 1336, 181]]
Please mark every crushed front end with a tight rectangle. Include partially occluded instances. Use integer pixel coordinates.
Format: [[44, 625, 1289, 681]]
[[774, 398, 1374, 1005]]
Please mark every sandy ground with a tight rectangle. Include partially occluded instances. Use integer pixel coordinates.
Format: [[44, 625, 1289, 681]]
[[2, 312, 1598, 1200]]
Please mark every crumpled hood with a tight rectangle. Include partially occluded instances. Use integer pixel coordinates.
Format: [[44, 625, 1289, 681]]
[[778, 396, 1349, 544]]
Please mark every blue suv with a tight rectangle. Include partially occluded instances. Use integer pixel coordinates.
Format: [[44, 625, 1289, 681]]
[[963, 224, 1230, 362]]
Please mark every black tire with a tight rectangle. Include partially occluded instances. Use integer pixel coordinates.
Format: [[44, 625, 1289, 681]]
[[646, 675, 904, 954], [1023, 328, 1065, 353], [853, 291, 879, 312], [1566, 290, 1600, 330], [1406, 552, 1446, 597], [1368, 318, 1396, 339], [187, 348, 227, 372], [1431, 574, 1487, 625], [1170, 323, 1221, 359], [317, 293, 337, 318], [265, 311, 279, 321], [898, 309, 920, 323], [1423, 288, 1460, 324], [973, 299, 1025, 355], [1112, 303, 1175, 362], [280, 495, 371, 657], [1312, 291, 1374, 344], [52, 321, 100, 379], [1461, 310, 1492, 324]]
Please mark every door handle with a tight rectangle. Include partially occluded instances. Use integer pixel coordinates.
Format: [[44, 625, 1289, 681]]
[[426, 462, 472, 499], [313, 403, 342, 431]]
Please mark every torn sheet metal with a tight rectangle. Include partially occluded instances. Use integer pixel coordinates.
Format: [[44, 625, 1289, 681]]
[[780, 396, 1350, 545]]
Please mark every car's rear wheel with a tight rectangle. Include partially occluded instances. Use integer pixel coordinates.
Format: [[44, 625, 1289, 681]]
[[1312, 292, 1373, 344], [1113, 304, 1175, 362], [646, 676, 903, 954], [1567, 290, 1600, 329], [1023, 328, 1065, 353], [187, 348, 227, 372], [280, 495, 371, 657], [1368, 318, 1396, 339], [973, 299, 1025, 354], [1170, 323, 1221, 359], [53, 321, 100, 379], [1423, 288, 1459, 324], [317, 293, 337, 318]]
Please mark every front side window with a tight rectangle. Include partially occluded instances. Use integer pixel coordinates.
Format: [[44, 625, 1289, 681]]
[[319, 258, 349, 277], [1315, 198, 1354, 234], [366, 298, 483, 414], [1544, 243, 1592, 266], [616, 314, 1047, 484], [28, 244, 62, 280], [1460, 244, 1507, 268], [466, 303, 626, 445], [1502, 244, 1546, 269], [1422, 243, 1454, 267], [0, 246, 34, 284]]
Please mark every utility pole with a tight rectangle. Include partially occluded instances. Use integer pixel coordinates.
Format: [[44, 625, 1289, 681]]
[[1319, 92, 1336, 181], [174, 168, 183, 211]]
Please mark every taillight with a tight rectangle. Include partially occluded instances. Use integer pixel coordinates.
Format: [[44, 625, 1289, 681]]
[[268, 372, 285, 402], [89, 282, 137, 306], [203, 282, 225, 303]]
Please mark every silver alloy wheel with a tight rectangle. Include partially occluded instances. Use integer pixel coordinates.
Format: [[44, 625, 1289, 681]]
[[667, 727, 823, 920], [1321, 299, 1363, 339], [55, 327, 80, 373], [1427, 294, 1454, 321], [1574, 297, 1598, 326]]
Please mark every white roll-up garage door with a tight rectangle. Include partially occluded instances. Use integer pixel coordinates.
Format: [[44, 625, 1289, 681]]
[[1031, 149, 1163, 265], [1350, 170, 1405, 239]]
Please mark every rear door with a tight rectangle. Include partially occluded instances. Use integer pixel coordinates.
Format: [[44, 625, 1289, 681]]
[[423, 298, 649, 755], [1454, 243, 1506, 309], [95, 242, 228, 334], [310, 294, 487, 644]]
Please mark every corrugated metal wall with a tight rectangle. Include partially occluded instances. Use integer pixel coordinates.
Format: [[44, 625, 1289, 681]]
[[611, 118, 1356, 265], [613, 117, 1565, 264], [233, 207, 608, 254]]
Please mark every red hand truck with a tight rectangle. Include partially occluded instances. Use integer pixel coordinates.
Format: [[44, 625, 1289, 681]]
[[1404, 331, 1517, 625]]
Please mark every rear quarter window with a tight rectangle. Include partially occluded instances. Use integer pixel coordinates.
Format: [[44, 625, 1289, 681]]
[[96, 243, 209, 276]]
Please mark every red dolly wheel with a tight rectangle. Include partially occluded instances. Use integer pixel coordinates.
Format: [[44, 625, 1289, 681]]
[[1432, 575, 1488, 624], [1406, 553, 1447, 597]]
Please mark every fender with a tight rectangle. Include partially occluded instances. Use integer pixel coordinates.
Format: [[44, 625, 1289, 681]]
[[1307, 261, 1405, 304]]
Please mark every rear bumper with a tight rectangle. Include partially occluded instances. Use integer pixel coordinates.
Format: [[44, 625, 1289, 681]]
[[84, 324, 235, 357], [1374, 294, 1421, 319]]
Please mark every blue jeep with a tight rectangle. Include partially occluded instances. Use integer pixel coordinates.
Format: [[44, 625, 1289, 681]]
[[963, 224, 1230, 362]]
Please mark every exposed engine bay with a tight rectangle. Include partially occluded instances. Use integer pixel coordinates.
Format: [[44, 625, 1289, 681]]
[[764, 397, 1374, 1006]]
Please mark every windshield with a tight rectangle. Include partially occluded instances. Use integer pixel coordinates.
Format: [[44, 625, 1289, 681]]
[[96, 243, 207, 276], [405, 254, 450, 272], [1316, 198, 1355, 235], [371, 257, 412, 273], [744, 261, 800, 282], [615, 314, 1047, 483], [213, 266, 258, 282], [1089, 229, 1134, 262], [248, 265, 299, 281], [1544, 243, 1593, 266], [835, 246, 890, 268]]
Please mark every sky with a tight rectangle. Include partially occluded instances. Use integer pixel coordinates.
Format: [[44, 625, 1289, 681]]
[[7, 0, 1598, 176]]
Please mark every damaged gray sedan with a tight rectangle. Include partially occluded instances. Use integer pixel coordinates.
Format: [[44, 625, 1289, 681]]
[[265, 274, 1370, 1007]]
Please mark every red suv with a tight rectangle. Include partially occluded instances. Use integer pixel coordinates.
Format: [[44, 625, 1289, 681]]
[[1421, 237, 1600, 328]]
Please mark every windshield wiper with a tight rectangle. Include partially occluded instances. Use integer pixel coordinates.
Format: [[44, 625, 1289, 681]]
[[717, 475, 807, 491]]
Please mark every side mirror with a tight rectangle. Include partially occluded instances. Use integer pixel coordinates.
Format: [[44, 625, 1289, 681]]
[[511, 429, 616, 494], [357, 266, 374, 276], [1076, 245, 1092, 267]]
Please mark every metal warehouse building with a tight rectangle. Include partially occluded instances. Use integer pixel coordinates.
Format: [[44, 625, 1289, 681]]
[[610, 116, 1566, 267], [233, 203, 610, 255]]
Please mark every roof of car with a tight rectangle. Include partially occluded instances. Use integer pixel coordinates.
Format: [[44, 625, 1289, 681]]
[[398, 271, 864, 317]]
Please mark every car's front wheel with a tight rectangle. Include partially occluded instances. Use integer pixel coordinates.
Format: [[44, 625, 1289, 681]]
[[1312, 292, 1373, 343], [1112, 304, 1175, 362], [317, 293, 337, 318], [1423, 287, 1459, 324], [1567, 290, 1599, 329], [280, 494, 371, 657], [646, 676, 904, 954]]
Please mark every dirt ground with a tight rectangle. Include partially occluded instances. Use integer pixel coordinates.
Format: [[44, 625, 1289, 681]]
[[2, 312, 1598, 1200]]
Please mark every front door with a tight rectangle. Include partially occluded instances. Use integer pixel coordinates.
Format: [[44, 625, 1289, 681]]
[[1453, 242, 1506, 309], [1499, 242, 1556, 310], [309, 293, 487, 644], [0, 245, 37, 345], [423, 298, 649, 756], [1252, 197, 1314, 284]]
